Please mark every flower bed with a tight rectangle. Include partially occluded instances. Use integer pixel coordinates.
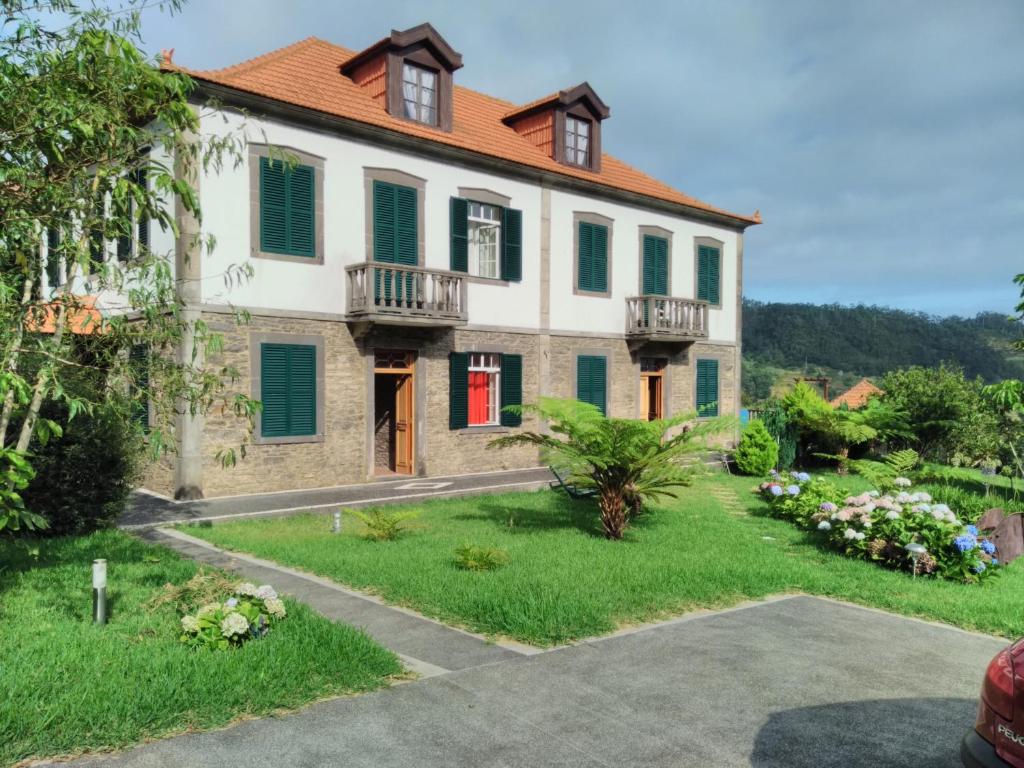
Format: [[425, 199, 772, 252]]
[[180, 581, 288, 649], [758, 472, 999, 583]]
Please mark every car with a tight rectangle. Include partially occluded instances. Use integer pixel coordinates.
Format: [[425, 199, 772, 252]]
[[963, 639, 1024, 767]]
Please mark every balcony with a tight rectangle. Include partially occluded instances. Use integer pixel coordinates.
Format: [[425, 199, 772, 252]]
[[625, 295, 709, 344], [346, 262, 468, 329]]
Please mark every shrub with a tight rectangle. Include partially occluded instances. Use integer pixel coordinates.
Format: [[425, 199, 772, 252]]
[[759, 474, 1000, 583], [454, 544, 510, 572], [735, 420, 779, 475], [21, 397, 143, 536], [760, 399, 797, 469], [177, 581, 287, 650], [350, 507, 419, 541]]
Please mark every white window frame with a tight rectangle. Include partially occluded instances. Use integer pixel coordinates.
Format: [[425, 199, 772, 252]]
[[468, 352, 501, 426], [402, 62, 438, 125], [565, 116, 590, 166], [467, 202, 501, 280]]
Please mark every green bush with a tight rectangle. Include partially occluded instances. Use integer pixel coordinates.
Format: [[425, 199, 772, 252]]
[[453, 544, 510, 571], [734, 420, 779, 475], [21, 397, 142, 536], [349, 507, 418, 541], [759, 399, 797, 469]]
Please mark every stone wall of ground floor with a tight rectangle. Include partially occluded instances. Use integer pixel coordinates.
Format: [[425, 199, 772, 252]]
[[144, 312, 739, 498]]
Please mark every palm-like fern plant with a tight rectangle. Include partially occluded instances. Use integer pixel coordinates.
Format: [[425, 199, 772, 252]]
[[488, 398, 733, 539]]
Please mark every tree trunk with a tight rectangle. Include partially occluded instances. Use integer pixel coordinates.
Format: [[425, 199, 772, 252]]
[[599, 485, 627, 540], [836, 445, 850, 474], [0, 272, 36, 446]]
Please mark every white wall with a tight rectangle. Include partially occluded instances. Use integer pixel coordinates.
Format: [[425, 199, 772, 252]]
[[198, 110, 739, 343]]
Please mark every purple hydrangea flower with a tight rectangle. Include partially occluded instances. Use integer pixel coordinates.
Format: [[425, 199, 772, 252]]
[[796, 472, 811, 482], [225, 597, 239, 609], [770, 485, 784, 497], [786, 485, 801, 496], [820, 502, 838, 513]]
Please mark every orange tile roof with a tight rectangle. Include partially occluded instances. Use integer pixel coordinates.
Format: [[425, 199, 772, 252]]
[[830, 378, 884, 409], [27, 295, 104, 335], [165, 38, 760, 227]]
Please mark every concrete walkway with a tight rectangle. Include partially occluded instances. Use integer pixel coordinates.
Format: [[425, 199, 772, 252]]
[[122, 466, 554, 528], [54, 595, 1005, 767], [139, 528, 527, 674]]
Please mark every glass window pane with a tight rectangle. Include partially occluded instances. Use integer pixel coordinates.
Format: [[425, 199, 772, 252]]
[[421, 70, 436, 89], [423, 106, 436, 125], [403, 99, 418, 119], [402, 64, 416, 84], [577, 119, 589, 138]]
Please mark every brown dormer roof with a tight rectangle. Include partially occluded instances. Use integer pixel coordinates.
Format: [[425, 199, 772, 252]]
[[503, 82, 611, 123], [165, 37, 760, 228]]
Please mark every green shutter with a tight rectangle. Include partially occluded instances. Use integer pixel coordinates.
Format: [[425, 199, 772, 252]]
[[46, 226, 61, 287], [642, 235, 668, 296], [260, 158, 288, 254], [135, 163, 150, 253], [449, 352, 469, 430], [288, 164, 315, 257], [592, 224, 608, 293], [129, 345, 149, 429], [499, 353, 523, 427], [260, 157, 316, 258], [450, 197, 468, 272], [260, 343, 317, 438], [395, 185, 417, 266], [374, 181, 417, 302], [372, 180, 397, 263], [698, 245, 720, 305], [578, 222, 593, 291], [696, 359, 719, 417], [501, 207, 522, 281], [577, 355, 607, 415]]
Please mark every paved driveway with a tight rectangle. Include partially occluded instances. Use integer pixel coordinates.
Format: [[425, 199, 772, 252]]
[[60, 596, 1002, 767]]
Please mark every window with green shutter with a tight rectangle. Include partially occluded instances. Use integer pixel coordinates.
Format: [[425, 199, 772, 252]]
[[449, 197, 469, 272], [697, 244, 721, 305], [449, 351, 524, 429], [576, 355, 608, 415], [129, 345, 149, 430], [373, 180, 417, 265], [449, 352, 469, 430], [642, 235, 668, 295], [260, 343, 317, 438], [259, 157, 316, 258], [577, 221, 609, 293], [501, 207, 522, 281], [696, 359, 719, 417], [499, 354, 523, 426]]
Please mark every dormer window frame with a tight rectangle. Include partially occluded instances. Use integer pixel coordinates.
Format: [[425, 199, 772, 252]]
[[564, 114, 591, 168], [401, 60, 439, 126]]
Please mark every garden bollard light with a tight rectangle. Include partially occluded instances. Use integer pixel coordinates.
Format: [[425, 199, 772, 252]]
[[92, 559, 107, 625], [905, 543, 926, 578], [332, 510, 342, 534]]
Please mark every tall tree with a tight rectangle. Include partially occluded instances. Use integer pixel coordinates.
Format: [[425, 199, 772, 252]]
[[0, 0, 256, 535]]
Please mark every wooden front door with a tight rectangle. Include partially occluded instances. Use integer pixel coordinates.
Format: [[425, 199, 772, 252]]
[[394, 373, 414, 474], [640, 357, 666, 421]]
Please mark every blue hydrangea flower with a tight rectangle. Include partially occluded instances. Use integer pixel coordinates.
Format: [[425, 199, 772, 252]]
[[820, 502, 838, 513], [769, 469, 779, 477], [770, 485, 784, 496], [992, 558, 999, 565], [981, 539, 996, 555], [953, 534, 977, 553], [974, 562, 987, 573], [966, 525, 979, 536], [797, 472, 811, 482], [787, 485, 801, 496]]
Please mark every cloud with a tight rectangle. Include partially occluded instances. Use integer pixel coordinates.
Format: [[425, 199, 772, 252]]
[[141, 0, 1024, 316]]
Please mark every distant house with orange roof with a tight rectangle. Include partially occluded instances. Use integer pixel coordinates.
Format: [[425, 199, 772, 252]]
[[830, 378, 883, 409], [141, 22, 760, 500]]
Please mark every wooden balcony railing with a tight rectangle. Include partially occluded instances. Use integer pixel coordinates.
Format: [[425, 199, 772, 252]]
[[346, 262, 467, 326], [625, 295, 709, 342]]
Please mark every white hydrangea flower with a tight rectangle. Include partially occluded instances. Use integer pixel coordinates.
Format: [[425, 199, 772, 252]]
[[931, 509, 946, 520], [264, 597, 287, 619], [868, 490, 880, 498], [236, 582, 260, 597], [894, 477, 912, 488], [862, 502, 876, 513], [918, 492, 932, 503], [932, 503, 950, 514], [256, 584, 278, 600], [863, 521, 872, 529], [885, 510, 900, 520], [181, 615, 200, 633], [197, 602, 221, 619], [855, 532, 866, 541], [896, 492, 912, 504], [844, 528, 858, 540], [220, 611, 251, 638]]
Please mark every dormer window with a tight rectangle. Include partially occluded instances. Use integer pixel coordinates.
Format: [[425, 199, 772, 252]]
[[565, 116, 591, 167], [402, 63, 438, 125], [342, 23, 463, 133]]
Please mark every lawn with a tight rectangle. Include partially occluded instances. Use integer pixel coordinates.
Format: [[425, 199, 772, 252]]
[[181, 473, 1024, 647], [0, 530, 401, 767]]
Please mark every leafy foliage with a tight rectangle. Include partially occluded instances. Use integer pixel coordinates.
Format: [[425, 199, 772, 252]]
[[453, 544, 510, 572], [349, 507, 419, 541], [734, 420, 778, 475], [844, 449, 920, 491], [489, 398, 733, 539], [759, 398, 797, 469]]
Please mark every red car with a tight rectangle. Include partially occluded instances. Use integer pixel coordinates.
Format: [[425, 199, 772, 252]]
[[964, 639, 1024, 767]]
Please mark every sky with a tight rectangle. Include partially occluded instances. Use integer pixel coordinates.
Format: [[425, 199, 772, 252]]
[[138, 0, 1024, 317]]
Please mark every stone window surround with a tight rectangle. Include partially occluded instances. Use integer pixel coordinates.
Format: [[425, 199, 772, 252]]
[[571, 347, 614, 412], [572, 211, 614, 298], [453, 339, 517, 435], [249, 331, 326, 445], [248, 144, 326, 265], [694, 353, 725, 420], [457, 186, 513, 286], [363, 167, 427, 265], [694, 235, 725, 309], [637, 225, 674, 295]]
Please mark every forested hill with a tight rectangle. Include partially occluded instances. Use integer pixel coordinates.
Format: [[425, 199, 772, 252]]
[[743, 300, 1024, 383]]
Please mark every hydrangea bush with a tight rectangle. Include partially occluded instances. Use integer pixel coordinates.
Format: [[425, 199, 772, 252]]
[[758, 472, 999, 583], [179, 582, 288, 650]]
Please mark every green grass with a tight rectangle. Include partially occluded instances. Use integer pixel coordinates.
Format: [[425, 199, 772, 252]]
[[180, 475, 1024, 647], [0, 531, 401, 767]]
